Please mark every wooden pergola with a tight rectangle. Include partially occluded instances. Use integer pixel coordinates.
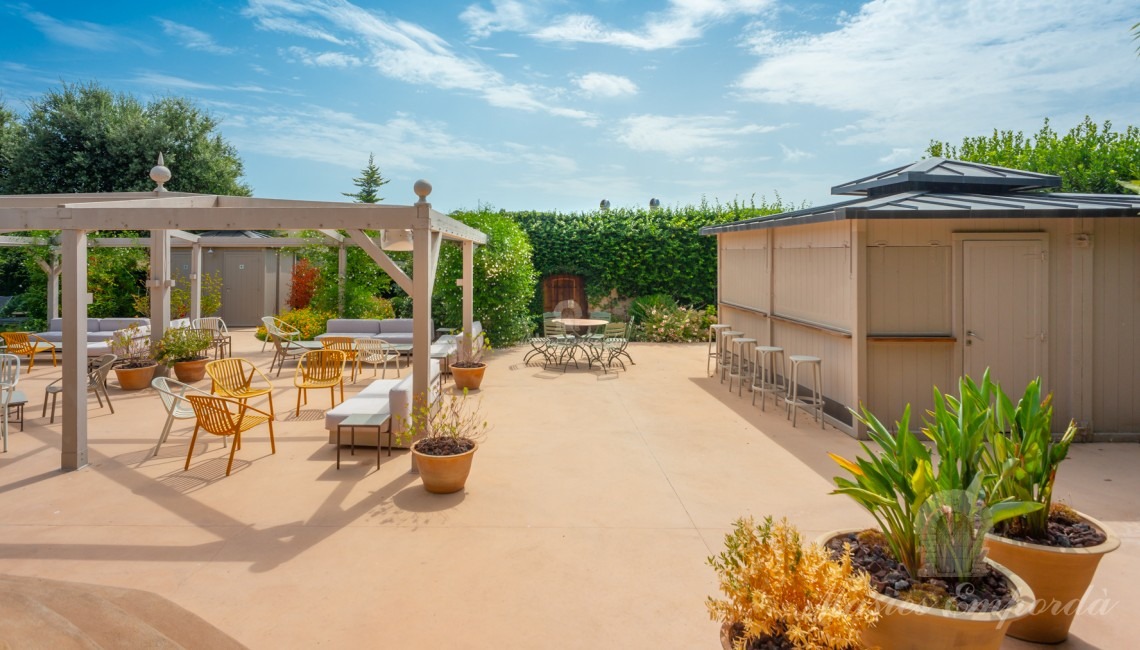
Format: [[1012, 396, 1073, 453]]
[[0, 170, 486, 471]]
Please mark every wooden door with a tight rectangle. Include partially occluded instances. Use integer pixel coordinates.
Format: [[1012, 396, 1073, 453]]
[[542, 274, 586, 318], [962, 239, 1047, 391], [221, 251, 264, 326]]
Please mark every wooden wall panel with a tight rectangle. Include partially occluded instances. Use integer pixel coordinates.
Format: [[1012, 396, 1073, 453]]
[[773, 248, 851, 328], [867, 246, 951, 334], [867, 342, 955, 427], [1092, 218, 1140, 432], [719, 231, 768, 310]]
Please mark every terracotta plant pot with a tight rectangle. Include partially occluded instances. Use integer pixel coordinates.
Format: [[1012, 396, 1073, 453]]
[[172, 357, 209, 383], [411, 442, 477, 494], [114, 364, 157, 391], [983, 511, 1120, 643], [452, 363, 486, 391], [818, 531, 1035, 650]]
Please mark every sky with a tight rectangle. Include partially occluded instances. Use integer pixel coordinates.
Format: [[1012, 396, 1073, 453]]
[[1, 0, 1137, 213]]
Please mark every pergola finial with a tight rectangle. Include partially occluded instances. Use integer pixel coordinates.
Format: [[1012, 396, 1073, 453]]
[[413, 179, 432, 204], [150, 153, 172, 193]]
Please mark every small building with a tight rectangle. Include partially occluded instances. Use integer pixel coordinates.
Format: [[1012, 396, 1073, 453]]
[[171, 231, 295, 326], [701, 158, 1140, 439]]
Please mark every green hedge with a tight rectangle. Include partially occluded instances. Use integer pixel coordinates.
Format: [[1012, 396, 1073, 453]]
[[511, 197, 789, 309], [433, 209, 537, 346]]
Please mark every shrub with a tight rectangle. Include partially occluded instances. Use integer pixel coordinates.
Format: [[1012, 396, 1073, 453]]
[[629, 293, 677, 324], [357, 295, 395, 320], [636, 304, 714, 342], [707, 516, 878, 649], [271, 307, 335, 340], [433, 209, 537, 347], [288, 258, 318, 309], [133, 270, 223, 318], [513, 196, 792, 310]]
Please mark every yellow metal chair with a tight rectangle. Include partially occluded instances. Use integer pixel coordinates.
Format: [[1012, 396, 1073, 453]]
[[0, 332, 56, 372], [185, 394, 275, 476], [321, 336, 359, 382], [294, 349, 345, 416], [353, 338, 401, 379], [205, 358, 276, 420]]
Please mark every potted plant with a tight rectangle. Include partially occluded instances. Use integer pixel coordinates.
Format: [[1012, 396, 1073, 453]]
[[980, 377, 1120, 643], [826, 375, 1039, 650], [399, 389, 488, 494], [109, 325, 157, 390], [450, 330, 489, 391], [707, 516, 878, 650], [154, 327, 214, 382]]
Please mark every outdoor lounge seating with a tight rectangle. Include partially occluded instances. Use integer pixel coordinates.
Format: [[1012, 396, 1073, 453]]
[[206, 358, 277, 420], [150, 376, 216, 457], [295, 350, 346, 416], [324, 359, 441, 448], [0, 353, 20, 453], [315, 318, 434, 346], [43, 354, 116, 424], [0, 332, 57, 371], [36, 317, 150, 344], [184, 394, 276, 476]]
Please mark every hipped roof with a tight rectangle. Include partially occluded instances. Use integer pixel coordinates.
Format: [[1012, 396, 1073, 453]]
[[701, 158, 1140, 235]]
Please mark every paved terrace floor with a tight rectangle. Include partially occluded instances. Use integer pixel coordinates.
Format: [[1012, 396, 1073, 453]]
[[0, 333, 1137, 649]]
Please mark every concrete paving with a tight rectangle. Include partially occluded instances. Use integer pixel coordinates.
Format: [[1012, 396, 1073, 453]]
[[0, 333, 1136, 648]]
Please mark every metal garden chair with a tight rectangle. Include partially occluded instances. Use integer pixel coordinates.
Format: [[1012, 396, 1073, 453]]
[[321, 336, 359, 382], [0, 332, 56, 371], [206, 357, 277, 420], [294, 349, 346, 416], [151, 376, 216, 457], [43, 353, 117, 424], [354, 338, 401, 379], [193, 317, 232, 359], [0, 353, 20, 452], [184, 394, 275, 476]]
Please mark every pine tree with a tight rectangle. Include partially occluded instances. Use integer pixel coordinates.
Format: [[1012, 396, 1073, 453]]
[[342, 153, 389, 203]]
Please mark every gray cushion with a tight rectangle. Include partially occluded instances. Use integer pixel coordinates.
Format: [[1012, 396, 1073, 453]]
[[100, 318, 149, 332], [325, 319, 382, 335], [315, 332, 378, 341], [373, 333, 413, 345], [377, 318, 414, 334], [49, 318, 64, 332]]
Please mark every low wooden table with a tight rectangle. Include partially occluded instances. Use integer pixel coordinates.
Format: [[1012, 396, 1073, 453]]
[[336, 409, 392, 469]]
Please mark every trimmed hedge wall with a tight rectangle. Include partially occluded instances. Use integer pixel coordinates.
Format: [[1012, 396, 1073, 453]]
[[511, 197, 789, 310]]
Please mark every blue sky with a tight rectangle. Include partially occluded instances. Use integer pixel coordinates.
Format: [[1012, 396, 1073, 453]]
[[1, 1, 1137, 213]]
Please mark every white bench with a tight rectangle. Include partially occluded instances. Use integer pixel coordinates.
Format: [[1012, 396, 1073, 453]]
[[324, 360, 441, 448]]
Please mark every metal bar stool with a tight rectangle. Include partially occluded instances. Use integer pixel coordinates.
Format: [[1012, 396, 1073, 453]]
[[718, 331, 743, 383], [728, 338, 757, 395], [707, 324, 732, 377], [785, 355, 825, 429], [751, 345, 787, 411]]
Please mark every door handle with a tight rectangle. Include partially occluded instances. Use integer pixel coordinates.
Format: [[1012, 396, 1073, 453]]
[[966, 330, 983, 341]]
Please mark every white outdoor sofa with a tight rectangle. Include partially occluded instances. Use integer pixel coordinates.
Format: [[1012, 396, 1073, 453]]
[[324, 359, 442, 448]]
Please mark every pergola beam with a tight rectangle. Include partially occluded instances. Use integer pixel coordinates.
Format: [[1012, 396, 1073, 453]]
[[344, 229, 413, 295]]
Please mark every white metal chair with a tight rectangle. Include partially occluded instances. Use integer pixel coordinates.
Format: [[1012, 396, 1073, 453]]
[[193, 317, 232, 359], [151, 376, 217, 457], [0, 353, 20, 453], [354, 338, 401, 379], [261, 316, 300, 352]]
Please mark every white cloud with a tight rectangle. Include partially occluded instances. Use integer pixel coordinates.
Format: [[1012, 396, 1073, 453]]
[[531, 0, 774, 51], [879, 147, 914, 164], [22, 10, 149, 52], [736, 0, 1137, 146], [157, 19, 235, 55], [617, 114, 782, 155], [780, 144, 812, 162], [131, 72, 291, 95], [285, 46, 363, 67], [573, 72, 638, 99], [244, 0, 594, 122], [460, 0, 533, 39]]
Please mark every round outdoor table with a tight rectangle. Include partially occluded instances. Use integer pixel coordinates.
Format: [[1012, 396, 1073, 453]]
[[553, 318, 608, 330]]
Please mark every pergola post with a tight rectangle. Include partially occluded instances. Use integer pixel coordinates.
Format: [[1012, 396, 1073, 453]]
[[410, 182, 434, 472], [60, 229, 89, 470], [190, 242, 202, 323], [462, 240, 474, 338], [149, 230, 172, 344], [37, 257, 61, 321], [337, 243, 347, 317]]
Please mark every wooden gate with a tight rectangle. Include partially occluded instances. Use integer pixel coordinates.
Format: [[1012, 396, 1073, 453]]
[[542, 274, 586, 318]]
